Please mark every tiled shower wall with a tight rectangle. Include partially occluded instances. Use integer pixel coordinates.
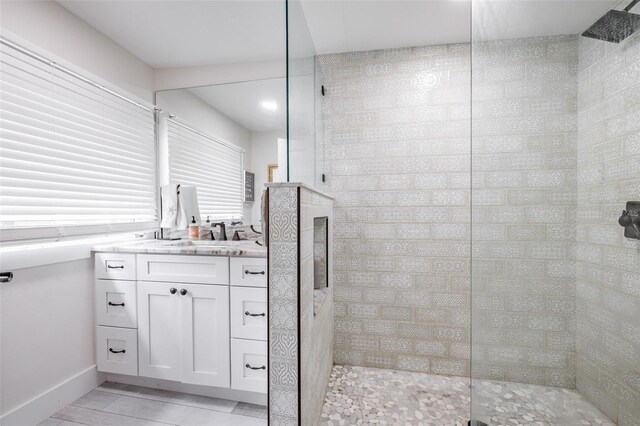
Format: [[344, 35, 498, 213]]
[[320, 35, 579, 385], [575, 30, 640, 424], [320, 44, 472, 376], [470, 36, 579, 388]]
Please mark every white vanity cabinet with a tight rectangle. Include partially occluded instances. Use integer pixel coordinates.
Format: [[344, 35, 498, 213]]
[[94, 250, 267, 397], [137, 281, 230, 387], [229, 257, 268, 393]]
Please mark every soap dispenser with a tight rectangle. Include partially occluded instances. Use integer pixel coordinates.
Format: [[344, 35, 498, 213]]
[[188, 216, 199, 240]]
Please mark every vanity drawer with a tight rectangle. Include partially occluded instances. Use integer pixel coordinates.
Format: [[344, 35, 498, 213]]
[[137, 254, 229, 285], [230, 257, 267, 287], [96, 280, 137, 328], [96, 326, 138, 376], [231, 287, 267, 341], [95, 253, 136, 280], [231, 338, 267, 394]]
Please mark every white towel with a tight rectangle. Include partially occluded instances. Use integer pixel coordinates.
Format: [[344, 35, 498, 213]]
[[176, 185, 201, 230], [160, 184, 179, 228]]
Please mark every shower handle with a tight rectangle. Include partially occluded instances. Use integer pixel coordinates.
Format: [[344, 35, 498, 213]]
[[619, 207, 640, 239]]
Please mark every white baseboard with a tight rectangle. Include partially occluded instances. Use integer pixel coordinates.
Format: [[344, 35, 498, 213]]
[[103, 373, 267, 406], [0, 366, 104, 426]]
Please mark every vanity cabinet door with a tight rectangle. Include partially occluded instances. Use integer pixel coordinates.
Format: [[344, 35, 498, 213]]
[[137, 281, 181, 382], [180, 283, 230, 387]]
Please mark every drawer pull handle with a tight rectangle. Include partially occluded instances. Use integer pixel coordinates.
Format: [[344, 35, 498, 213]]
[[245, 363, 266, 370], [0, 272, 13, 283], [170, 288, 177, 294], [108, 302, 125, 307], [245, 311, 266, 317], [107, 265, 124, 269], [109, 348, 126, 354], [245, 270, 265, 275]]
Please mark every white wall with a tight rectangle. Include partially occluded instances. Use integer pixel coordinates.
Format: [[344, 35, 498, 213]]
[[0, 0, 155, 419], [0, 259, 95, 415], [0, 0, 155, 103], [250, 130, 282, 225], [156, 90, 254, 221]]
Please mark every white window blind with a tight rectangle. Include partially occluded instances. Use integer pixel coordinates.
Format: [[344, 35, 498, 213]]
[[167, 119, 244, 220], [0, 39, 158, 241]]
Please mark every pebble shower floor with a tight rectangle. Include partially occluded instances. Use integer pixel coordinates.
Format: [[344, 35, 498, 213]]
[[319, 365, 613, 426]]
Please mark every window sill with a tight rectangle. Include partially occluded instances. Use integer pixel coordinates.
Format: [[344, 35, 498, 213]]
[[0, 234, 147, 271]]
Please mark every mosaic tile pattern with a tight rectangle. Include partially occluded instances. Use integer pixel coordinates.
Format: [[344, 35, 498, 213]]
[[319, 365, 614, 426], [575, 18, 640, 425]]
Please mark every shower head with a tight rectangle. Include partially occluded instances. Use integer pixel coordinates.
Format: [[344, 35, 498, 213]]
[[582, 0, 640, 43]]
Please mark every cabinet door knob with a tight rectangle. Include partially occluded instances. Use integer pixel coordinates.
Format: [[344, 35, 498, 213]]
[[109, 348, 126, 354], [245, 270, 265, 275], [108, 302, 125, 307], [245, 311, 266, 317], [170, 288, 177, 294], [180, 288, 187, 296], [245, 363, 266, 370]]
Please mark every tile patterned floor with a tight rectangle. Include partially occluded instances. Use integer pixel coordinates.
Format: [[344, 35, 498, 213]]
[[319, 365, 614, 426], [39, 382, 267, 426]]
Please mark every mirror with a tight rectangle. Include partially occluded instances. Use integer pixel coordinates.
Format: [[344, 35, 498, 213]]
[[156, 77, 286, 227]]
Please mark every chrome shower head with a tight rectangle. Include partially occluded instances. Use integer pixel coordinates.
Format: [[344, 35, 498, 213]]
[[582, 0, 640, 43]]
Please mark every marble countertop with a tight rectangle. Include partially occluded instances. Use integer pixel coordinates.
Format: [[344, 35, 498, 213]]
[[93, 239, 267, 258]]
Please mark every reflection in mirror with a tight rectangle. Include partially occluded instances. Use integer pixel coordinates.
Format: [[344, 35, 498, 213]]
[[156, 78, 286, 232]]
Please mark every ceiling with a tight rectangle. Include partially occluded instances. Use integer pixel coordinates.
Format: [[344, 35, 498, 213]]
[[188, 78, 286, 132], [57, 0, 286, 69], [300, 0, 617, 55], [58, 0, 617, 69]]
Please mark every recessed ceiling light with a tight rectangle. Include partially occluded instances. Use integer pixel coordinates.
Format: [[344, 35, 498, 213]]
[[261, 100, 278, 111]]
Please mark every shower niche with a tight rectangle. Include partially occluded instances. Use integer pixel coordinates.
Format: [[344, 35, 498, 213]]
[[313, 216, 329, 314]]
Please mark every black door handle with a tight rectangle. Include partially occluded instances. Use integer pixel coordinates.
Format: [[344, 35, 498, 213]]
[[245, 363, 266, 370], [108, 302, 125, 307], [107, 265, 124, 269], [109, 348, 126, 354], [245, 311, 266, 317], [245, 270, 265, 275], [180, 288, 187, 296], [170, 288, 177, 294], [0, 272, 13, 283]]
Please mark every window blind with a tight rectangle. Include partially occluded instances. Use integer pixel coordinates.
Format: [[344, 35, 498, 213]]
[[167, 119, 244, 220], [0, 39, 158, 241]]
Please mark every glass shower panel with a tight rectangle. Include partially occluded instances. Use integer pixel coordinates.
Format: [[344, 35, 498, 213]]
[[471, 1, 640, 425], [286, 0, 321, 186]]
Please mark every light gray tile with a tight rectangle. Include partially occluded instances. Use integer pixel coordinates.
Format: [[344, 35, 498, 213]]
[[231, 402, 267, 419], [53, 405, 169, 426], [96, 382, 237, 413], [102, 395, 264, 426], [37, 418, 63, 426], [71, 390, 120, 410]]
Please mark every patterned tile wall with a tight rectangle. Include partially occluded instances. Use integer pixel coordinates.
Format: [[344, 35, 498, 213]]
[[299, 188, 334, 426], [268, 185, 299, 426], [319, 35, 580, 385], [575, 29, 640, 425], [319, 44, 473, 376], [470, 35, 579, 388]]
